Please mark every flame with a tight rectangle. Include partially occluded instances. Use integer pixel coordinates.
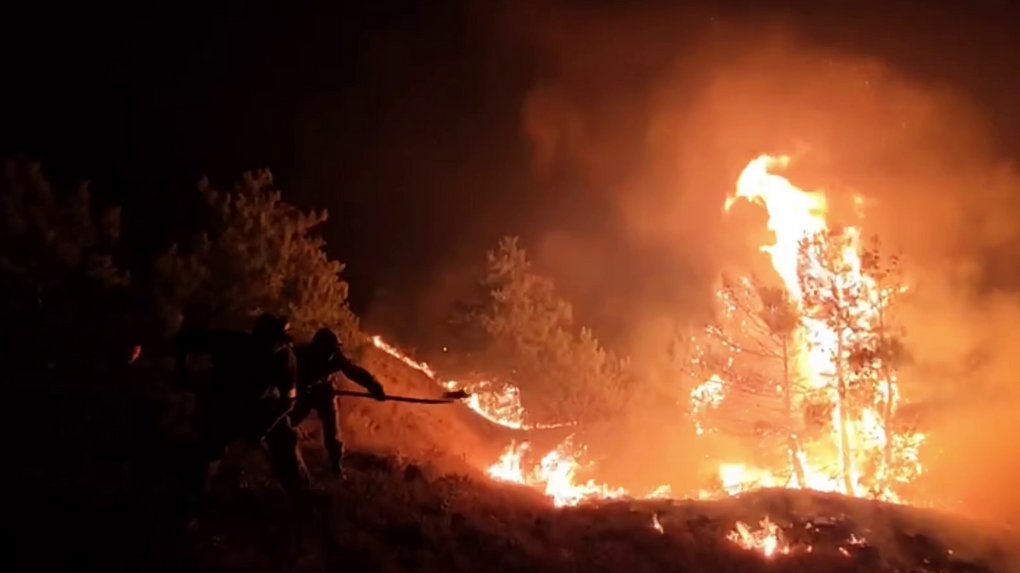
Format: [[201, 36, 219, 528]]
[[691, 374, 726, 435], [646, 484, 674, 499], [726, 155, 826, 301], [485, 440, 670, 507], [727, 516, 866, 559], [486, 439, 629, 507], [727, 517, 789, 558], [371, 335, 567, 430], [442, 379, 530, 429], [371, 334, 624, 507], [488, 440, 529, 483], [371, 335, 437, 378], [696, 154, 925, 502]]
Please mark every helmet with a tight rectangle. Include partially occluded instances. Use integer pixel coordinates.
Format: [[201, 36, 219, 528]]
[[312, 328, 340, 350], [252, 313, 290, 342]]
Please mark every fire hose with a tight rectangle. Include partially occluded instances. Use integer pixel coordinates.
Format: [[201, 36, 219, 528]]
[[259, 389, 470, 441], [334, 388, 470, 404]]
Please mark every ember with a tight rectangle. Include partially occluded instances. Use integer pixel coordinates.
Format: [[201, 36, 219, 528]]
[[651, 513, 664, 534], [727, 516, 790, 558]]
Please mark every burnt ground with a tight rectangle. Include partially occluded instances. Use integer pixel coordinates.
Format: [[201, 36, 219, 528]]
[[4, 347, 1018, 573]]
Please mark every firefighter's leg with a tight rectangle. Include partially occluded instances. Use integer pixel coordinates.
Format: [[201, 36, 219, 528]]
[[264, 419, 310, 494], [316, 389, 344, 478]]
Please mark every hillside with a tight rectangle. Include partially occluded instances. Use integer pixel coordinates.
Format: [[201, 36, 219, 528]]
[[183, 473, 1020, 573], [5, 347, 1018, 573]]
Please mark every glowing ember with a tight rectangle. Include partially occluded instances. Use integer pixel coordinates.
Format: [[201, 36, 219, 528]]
[[691, 374, 725, 435], [848, 533, 867, 547], [727, 517, 789, 558], [694, 154, 925, 502], [651, 513, 664, 534]]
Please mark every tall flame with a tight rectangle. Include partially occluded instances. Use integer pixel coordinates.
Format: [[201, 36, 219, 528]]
[[726, 155, 828, 301]]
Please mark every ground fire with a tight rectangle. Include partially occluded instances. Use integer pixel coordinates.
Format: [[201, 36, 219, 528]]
[[371, 334, 636, 507], [728, 517, 789, 558]]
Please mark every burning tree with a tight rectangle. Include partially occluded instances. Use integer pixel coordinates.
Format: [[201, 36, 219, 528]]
[[692, 154, 924, 501], [850, 236, 916, 495], [690, 275, 811, 486], [797, 228, 869, 495], [797, 229, 918, 499]]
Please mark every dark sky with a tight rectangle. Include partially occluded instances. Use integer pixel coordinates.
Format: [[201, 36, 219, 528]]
[[4, 0, 1020, 338]]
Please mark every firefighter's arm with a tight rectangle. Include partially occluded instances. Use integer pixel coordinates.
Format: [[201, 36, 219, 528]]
[[332, 353, 386, 400]]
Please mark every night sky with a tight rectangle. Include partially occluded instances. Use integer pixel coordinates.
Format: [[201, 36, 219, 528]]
[[4, 0, 1020, 338]]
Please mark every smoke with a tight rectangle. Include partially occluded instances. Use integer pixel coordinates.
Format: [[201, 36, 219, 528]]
[[493, 1, 1020, 522]]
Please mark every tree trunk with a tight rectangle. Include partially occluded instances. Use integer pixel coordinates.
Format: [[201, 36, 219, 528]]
[[782, 337, 807, 487], [836, 332, 856, 496], [877, 306, 895, 490]]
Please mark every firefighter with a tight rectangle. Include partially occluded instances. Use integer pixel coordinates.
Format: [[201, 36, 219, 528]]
[[291, 328, 385, 478], [175, 312, 306, 495]]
